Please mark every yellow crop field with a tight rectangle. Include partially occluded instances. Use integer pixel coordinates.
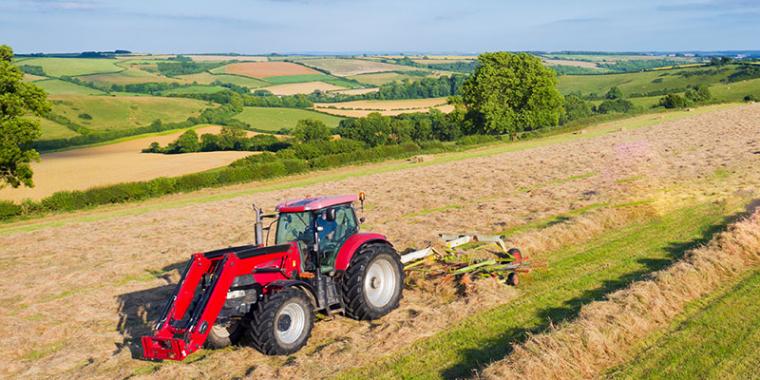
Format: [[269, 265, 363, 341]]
[[0, 125, 255, 201]]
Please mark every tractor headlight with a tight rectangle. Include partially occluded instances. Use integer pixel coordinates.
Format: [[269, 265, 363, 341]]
[[226, 290, 246, 299]]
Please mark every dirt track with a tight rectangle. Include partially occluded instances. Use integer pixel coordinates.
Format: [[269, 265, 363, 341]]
[[1, 104, 759, 379]]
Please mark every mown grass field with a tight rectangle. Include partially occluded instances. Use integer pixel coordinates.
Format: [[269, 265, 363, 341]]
[[233, 106, 344, 132], [15, 57, 122, 76], [49, 95, 210, 131], [339, 202, 737, 379], [607, 269, 760, 380]]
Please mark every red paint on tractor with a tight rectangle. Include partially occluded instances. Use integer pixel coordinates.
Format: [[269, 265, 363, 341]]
[[334, 233, 388, 271], [276, 194, 358, 212]]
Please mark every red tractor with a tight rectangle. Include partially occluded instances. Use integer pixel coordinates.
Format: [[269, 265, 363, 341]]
[[141, 194, 404, 360]]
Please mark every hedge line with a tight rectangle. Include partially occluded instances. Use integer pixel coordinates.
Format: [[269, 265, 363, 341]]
[[34, 103, 245, 152], [1, 138, 496, 222]]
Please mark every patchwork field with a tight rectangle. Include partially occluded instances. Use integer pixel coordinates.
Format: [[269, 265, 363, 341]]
[[314, 97, 453, 117], [233, 106, 344, 132], [0, 125, 254, 202], [213, 61, 319, 78], [1, 104, 758, 379], [295, 58, 420, 76], [48, 95, 210, 132]]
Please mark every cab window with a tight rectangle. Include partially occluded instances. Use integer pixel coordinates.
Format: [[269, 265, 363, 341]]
[[275, 211, 313, 245], [318, 205, 358, 251]]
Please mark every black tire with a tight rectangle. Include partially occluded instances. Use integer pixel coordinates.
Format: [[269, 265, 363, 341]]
[[341, 243, 404, 320], [506, 272, 519, 287], [247, 287, 314, 355], [206, 320, 245, 349]]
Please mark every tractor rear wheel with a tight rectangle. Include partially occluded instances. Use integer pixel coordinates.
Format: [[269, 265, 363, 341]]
[[341, 243, 404, 320], [247, 288, 314, 355], [206, 320, 244, 349]]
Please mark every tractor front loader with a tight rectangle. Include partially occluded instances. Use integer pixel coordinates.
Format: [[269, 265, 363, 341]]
[[142, 194, 404, 360]]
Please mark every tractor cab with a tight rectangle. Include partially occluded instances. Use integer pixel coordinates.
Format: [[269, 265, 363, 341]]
[[271, 195, 362, 273]]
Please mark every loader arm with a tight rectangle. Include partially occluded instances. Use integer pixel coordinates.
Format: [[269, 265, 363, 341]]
[[142, 244, 299, 361]]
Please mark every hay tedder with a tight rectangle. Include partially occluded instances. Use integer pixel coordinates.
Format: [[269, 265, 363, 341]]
[[142, 194, 404, 360]]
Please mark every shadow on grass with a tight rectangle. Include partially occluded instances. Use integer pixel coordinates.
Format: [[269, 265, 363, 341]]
[[439, 206, 751, 380], [114, 261, 186, 359]]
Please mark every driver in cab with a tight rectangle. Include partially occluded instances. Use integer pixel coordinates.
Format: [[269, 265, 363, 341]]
[[316, 209, 338, 243]]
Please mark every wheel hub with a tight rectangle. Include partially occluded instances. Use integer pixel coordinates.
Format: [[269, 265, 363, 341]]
[[275, 302, 306, 345], [277, 315, 292, 332], [364, 258, 398, 308]]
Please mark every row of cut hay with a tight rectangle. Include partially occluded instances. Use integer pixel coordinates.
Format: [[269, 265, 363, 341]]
[[481, 204, 760, 380]]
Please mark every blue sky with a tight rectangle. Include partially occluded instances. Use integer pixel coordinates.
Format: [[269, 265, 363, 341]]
[[1, 0, 757, 54]]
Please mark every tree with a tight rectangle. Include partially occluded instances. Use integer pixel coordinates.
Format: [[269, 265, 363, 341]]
[[685, 84, 711, 103], [141, 142, 162, 153], [0, 45, 50, 188], [293, 119, 332, 143], [461, 52, 563, 138], [561, 94, 592, 123], [659, 94, 690, 109], [218, 126, 246, 150], [605, 86, 623, 100], [167, 130, 200, 153], [597, 98, 634, 114]]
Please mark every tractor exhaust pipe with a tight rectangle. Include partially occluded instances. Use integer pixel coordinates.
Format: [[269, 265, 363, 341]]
[[253, 203, 264, 246]]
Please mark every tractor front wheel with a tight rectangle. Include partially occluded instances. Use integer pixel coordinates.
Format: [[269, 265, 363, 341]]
[[341, 243, 404, 320], [247, 288, 314, 355]]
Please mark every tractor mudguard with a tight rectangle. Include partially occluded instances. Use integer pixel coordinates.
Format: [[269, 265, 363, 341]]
[[265, 279, 316, 295], [333, 233, 389, 271]]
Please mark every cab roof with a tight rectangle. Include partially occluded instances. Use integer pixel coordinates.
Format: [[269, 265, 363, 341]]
[[276, 195, 357, 213]]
